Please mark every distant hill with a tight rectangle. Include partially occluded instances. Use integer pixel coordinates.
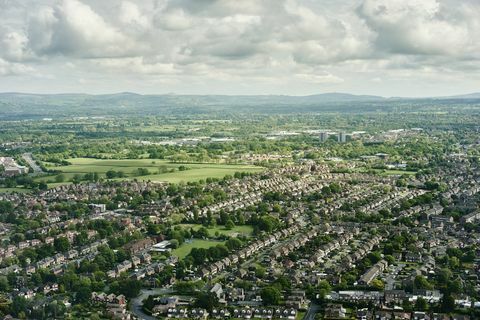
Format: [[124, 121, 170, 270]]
[[0, 91, 478, 119], [437, 92, 480, 100]]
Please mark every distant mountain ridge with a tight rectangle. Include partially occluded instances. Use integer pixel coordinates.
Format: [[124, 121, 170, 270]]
[[1, 91, 478, 100], [0, 91, 478, 119]]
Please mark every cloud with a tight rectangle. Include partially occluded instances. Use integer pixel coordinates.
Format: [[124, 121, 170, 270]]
[[28, 0, 134, 58], [0, 58, 34, 76], [358, 0, 478, 56], [154, 8, 192, 31], [295, 72, 345, 84], [0, 29, 32, 62], [0, 0, 479, 95], [119, 1, 150, 32], [95, 57, 177, 75]]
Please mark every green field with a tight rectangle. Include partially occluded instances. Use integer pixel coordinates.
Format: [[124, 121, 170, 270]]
[[38, 158, 263, 185], [0, 187, 31, 194], [179, 224, 254, 237], [172, 239, 226, 259], [382, 169, 417, 176]]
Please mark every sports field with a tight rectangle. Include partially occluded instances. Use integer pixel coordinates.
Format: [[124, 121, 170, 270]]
[[178, 224, 254, 237], [171, 239, 226, 259], [38, 158, 263, 185]]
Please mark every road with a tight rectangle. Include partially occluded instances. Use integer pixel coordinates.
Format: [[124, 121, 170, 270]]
[[22, 153, 44, 175], [384, 263, 405, 290], [130, 288, 173, 320], [303, 302, 320, 320]]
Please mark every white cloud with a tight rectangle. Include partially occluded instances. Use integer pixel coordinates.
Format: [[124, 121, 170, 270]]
[[0, 58, 34, 76], [295, 72, 345, 84], [0, 0, 478, 95], [154, 8, 192, 31], [28, 0, 134, 58], [119, 1, 150, 32], [95, 57, 177, 75], [358, 0, 477, 56], [0, 30, 32, 62]]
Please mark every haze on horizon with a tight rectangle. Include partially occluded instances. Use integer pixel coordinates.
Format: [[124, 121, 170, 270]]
[[0, 0, 479, 97]]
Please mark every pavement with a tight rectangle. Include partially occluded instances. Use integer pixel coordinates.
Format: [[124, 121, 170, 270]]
[[130, 288, 173, 320], [22, 153, 44, 175], [303, 302, 320, 320]]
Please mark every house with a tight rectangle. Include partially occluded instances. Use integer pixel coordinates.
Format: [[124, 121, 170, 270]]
[[131, 256, 141, 267], [357, 308, 373, 320], [358, 260, 388, 285], [324, 304, 346, 319], [210, 283, 224, 300], [211, 309, 231, 319], [384, 290, 406, 304], [412, 312, 429, 320], [405, 252, 422, 263], [124, 238, 154, 255], [152, 297, 178, 316]]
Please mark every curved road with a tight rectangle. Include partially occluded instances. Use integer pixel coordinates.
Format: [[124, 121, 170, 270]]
[[303, 302, 320, 320], [130, 288, 173, 320]]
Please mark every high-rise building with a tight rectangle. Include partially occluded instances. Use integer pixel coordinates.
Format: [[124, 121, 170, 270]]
[[337, 132, 347, 143], [319, 132, 329, 142]]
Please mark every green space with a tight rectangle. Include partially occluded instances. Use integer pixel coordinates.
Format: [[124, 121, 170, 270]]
[[37, 158, 263, 185], [179, 224, 254, 237], [172, 239, 226, 260], [383, 169, 417, 176], [0, 187, 31, 194]]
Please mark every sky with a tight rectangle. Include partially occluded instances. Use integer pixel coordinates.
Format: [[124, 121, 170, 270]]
[[0, 0, 479, 97]]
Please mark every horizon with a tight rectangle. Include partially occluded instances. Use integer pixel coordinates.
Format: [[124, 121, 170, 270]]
[[0, 90, 479, 99], [1, 0, 479, 97]]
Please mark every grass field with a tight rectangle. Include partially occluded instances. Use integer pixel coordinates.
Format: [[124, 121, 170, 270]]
[[171, 239, 226, 259], [355, 168, 417, 176], [382, 169, 417, 176], [0, 187, 31, 194], [178, 224, 254, 237], [38, 158, 263, 185]]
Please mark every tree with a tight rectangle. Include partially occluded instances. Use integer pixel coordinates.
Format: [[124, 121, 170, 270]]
[[0, 276, 9, 292], [225, 219, 235, 230], [106, 170, 117, 179], [440, 294, 455, 312], [0, 200, 13, 214], [437, 268, 452, 285], [260, 286, 281, 305], [415, 297, 428, 311], [447, 278, 463, 295], [76, 286, 92, 304], [414, 275, 433, 290], [371, 279, 384, 290], [255, 266, 266, 278], [170, 239, 180, 249], [194, 292, 219, 312], [54, 237, 70, 252], [226, 238, 242, 250], [116, 278, 142, 298], [11, 296, 28, 317], [189, 248, 208, 265]]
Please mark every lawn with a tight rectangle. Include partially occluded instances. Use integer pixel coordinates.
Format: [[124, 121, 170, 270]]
[[171, 239, 226, 260], [178, 224, 254, 237], [382, 169, 417, 176], [0, 187, 31, 194], [37, 158, 263, 185]]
